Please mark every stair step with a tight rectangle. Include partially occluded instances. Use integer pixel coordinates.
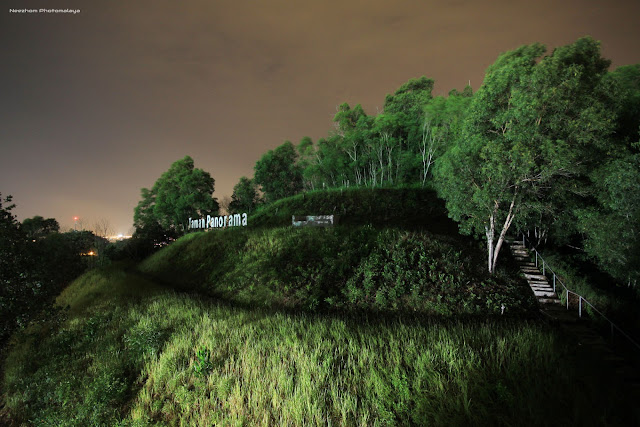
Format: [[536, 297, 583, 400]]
[[524, 274, 548, 280], [529, 282, 550, 287], [542, 305, 571, 314], [531, 288, 554, 293], [534, 291, 557, 298], [538, 297, 562, 305]]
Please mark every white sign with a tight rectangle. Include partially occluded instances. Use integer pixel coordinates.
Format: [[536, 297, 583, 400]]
[[189, 213, 248, 230]]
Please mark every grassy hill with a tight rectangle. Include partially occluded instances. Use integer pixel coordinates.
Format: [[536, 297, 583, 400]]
[[138, 188, 535, 315], [2, 188, 638, 425], [246, 187, 456, 230]]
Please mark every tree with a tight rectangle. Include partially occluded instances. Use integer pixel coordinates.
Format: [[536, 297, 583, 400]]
[[134, 156, 219, 236], [604, 64, 640, 150], [91, 218, 113, 267], [253, 141, 303, 203], [296, 136, 317, 191], [383, 76, 435, 183], [435, 37, 615, 274], [0, 196, 51, 344], [576, 154, 640, 286], [21, 216, 60, 240], [229, 177, 260, 214], [419, 90, 473, 186]]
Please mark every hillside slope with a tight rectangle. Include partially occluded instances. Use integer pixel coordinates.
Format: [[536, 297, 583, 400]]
[[3, 268, 637, 425], [139, 188, 536, 315], [247, 186, 455, 229], [3, 188, 638, 425]]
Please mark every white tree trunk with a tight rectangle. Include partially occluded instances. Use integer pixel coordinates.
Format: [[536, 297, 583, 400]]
[[487, 196, 517, 274]]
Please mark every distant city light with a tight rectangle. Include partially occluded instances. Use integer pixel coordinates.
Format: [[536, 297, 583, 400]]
[[106, 234, 132, 242]]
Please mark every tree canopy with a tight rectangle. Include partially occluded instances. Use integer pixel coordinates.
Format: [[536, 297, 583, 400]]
[[229, 176, 260, 214], [21, 215, 60, 239], [434, 37, 616, 273], [230, 35, 638, 284], [134, 156, 219, 236], [253, 141, 303, 203]]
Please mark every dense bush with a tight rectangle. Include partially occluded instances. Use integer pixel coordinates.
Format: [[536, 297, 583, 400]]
[[247, 186, 456, 232], [1, 196, 93, 347], [139, 224, 536, 316]]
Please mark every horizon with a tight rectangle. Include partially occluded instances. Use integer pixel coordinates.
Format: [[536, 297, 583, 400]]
[[2, 0, 640, 235]]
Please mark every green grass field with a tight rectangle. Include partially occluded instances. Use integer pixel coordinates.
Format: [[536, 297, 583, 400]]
[[2, 189, 638, 425], [4, 267, 636, 426]]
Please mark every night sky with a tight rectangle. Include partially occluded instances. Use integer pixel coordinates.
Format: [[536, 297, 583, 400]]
[[2, 0, 639, 235]]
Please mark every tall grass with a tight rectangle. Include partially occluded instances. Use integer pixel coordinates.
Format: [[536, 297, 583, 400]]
[[3, 269, 638, 425], [139, 226, 536, 316]]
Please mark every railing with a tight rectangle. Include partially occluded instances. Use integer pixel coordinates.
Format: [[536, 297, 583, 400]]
[[521, 234, 640, 354]]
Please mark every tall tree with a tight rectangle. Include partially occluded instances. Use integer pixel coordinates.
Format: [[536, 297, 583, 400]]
[[133, 156, 219, 235], [21, 216, 60, 239], [419, 90, 473, 186], [254, 141, 303, 203], [576, 153, 640, 286], [435, 37, 615, 274], [229, 176, 260, 214], [0, 195, 49, 344], [383, 76, 435, 183], [604, 64, 640, 151]]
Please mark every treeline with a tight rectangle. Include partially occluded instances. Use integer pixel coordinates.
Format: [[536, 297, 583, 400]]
[[229, 78, 472, 211], [0, 198, 109, 346], [130, 36, 638, 288], [228, 36, 639, 285]]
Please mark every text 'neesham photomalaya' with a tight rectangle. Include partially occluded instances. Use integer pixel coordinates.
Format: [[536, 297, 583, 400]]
[[9, 9, 81, 14]]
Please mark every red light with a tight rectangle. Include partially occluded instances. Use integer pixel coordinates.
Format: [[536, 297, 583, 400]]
[[73, 216, 79, 221]]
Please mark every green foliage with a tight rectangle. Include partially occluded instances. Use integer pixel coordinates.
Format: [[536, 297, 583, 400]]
[[253, 141, 303, 203], [576, 153, 640, 285], [434, 37, 616, 273], [3, 267, 167, 425], [340, 229, 532, 314], [20, 215, 59, 239], [193, 346, 213, 377], [0, 196, 91, 346], [247, 186, 452, 229], [139, 189, 533, 315], [3, 271, 637, 425], [291, 77, 458, 192], [133, 156, 219, 236], [229, 176, 260, 214], [0, 194, 40, 344], [603, 64, 640, 149], [419, 90, 473, 185]]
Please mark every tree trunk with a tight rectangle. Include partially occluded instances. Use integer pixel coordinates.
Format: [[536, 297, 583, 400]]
[[486, 211, 495, 274], [488, 195, 517, 274]]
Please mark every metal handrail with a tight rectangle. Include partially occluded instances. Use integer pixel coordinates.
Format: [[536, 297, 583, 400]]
[[520, 234, 640, 353]]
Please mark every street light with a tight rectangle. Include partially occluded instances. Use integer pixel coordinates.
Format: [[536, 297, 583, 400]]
[[74, 216, 79, 232]]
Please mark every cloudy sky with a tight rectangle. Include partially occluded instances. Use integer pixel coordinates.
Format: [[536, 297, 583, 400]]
[[2, 0, 639, 234]]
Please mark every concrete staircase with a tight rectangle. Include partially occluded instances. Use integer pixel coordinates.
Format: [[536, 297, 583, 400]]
[[507, 238, 640, 391], [508, 240, 569, 317]]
